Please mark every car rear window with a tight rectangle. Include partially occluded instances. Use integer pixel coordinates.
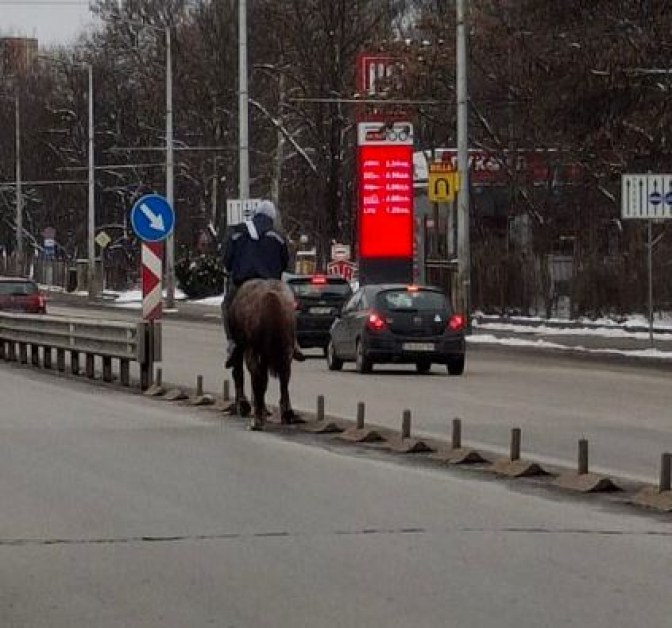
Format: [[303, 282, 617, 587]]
[[288, 278, 352, 299], [0, 281, 38, 296], [377, 289, 448, 312]]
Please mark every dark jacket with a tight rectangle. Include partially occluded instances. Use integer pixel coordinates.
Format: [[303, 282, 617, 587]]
[[223, 214, 289, 285]]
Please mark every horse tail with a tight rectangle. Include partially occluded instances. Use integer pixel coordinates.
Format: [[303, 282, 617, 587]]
[[259, 290, 293, 378]]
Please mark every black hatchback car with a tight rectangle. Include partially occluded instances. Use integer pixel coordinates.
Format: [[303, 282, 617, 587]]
[[326, 284, 466, 374], [285, 274, 353, 353]]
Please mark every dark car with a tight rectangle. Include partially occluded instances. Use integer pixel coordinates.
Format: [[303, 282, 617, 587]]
[[285, 274, 353, 353], [0, 277, 47, 314], [326, 283, 466, 375]]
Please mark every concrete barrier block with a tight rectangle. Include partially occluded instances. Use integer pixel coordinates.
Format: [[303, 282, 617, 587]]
[[303, 420, 344, 434], [144, 384, 166, 397], [163, 388, 188, 402], [553, 472, 621, 493], [631, 487, 672, 512], [385, 436, 434, 454], [338, 427, 384, 443], [431, 447, 488, 465], [491, 458, 550, 478], [190, 394, 215, 407]]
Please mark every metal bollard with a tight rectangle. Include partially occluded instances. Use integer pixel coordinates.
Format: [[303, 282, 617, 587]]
[[578, 439, 589, 475], [356, 402, 365, 430], [223, 379, 230, 401], [196, 375, 204, 397], [155, 368, 163, 387], [660, 453, 671, 492], [402, 409, 412, 439], [510, 428, 521, 462], [452, 418, 462, 450], [317, 395, 325, 421]]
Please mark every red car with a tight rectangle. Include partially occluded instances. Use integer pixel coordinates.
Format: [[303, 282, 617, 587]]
[[0, 277, 47, 314]]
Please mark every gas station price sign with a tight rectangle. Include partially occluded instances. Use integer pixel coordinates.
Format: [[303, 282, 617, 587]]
[[357, 122, 414, 259]]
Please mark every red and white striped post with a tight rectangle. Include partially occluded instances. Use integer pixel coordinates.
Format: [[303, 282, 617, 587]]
[[142, 242, 163, 321]]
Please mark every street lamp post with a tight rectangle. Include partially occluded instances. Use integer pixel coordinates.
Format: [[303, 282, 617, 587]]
[[239, 0, 250, 200], [105, 18, 175, 306], [14, 92, 23, 271], [165, 25, 176, 308], [87, 63, 96, 300], [456, 0, 471, 320]]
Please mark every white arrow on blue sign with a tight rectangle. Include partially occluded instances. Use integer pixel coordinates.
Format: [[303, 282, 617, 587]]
[[130, 194, 175, 242]]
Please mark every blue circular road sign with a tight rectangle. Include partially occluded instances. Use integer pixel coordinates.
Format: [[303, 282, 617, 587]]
[[130, 194, 175, 242], [649, 191, 663, 206]]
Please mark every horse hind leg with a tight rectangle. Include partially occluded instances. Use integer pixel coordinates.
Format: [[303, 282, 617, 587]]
[[279, 362, 298, 424], [249, 365, 269, 431], [232, 356, 251, 418]]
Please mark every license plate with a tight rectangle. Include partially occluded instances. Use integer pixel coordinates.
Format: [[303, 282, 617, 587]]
[[309, 307, 332, 315], [403, 342, 435, 352]]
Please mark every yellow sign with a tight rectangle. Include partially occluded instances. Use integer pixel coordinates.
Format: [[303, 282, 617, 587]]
[[428, 163, 460, 202], [95, 231, 112, 249]]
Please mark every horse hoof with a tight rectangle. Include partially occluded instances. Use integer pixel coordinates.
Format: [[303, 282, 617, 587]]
[[281, 410, 303, 425], [236, 400, 252, 418], [248, 418, 265, 431]]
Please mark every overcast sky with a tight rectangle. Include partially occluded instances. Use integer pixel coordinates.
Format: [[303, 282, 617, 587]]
[[0, 0, 96, 47]]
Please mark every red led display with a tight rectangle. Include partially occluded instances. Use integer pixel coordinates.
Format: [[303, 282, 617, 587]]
[[358, 144, 414, 258]]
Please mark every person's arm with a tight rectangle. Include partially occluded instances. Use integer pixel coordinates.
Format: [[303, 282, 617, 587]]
[[280, 240, 290, 273]]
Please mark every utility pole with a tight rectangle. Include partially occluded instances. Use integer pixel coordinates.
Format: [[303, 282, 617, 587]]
[[87, 63, 97, 300], [456, 0, 471, 319], [165, 25, 176, 308], [14, 92, 23, 272], [239, 0, 250, 200]]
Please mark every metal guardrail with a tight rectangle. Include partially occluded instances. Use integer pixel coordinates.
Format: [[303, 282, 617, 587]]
[[0, 312, 161, 389]]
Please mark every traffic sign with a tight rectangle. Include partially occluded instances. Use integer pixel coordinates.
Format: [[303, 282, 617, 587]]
[[142, 242, 163, 321], [331, 243, 351, 262], [95, 231, 112, 249], [227, 199, 262, 225], [428, 162, 460, 203], [621, 174, 672, 219], [131, 194, 175, 242]]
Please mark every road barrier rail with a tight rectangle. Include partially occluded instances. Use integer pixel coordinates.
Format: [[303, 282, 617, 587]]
[[0, 312, 161, 388]]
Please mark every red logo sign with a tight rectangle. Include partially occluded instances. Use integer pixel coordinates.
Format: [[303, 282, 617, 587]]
[[358, 144, 414, 259], [327, 260, 356, 282]]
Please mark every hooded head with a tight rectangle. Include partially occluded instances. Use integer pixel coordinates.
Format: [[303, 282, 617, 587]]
[[254, 200, 277, 223]]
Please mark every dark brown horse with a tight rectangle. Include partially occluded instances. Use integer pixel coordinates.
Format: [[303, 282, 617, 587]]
[[228, 279, 298, 430]]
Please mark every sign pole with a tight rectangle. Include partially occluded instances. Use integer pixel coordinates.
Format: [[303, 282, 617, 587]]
[[647, 220, 654, 349]]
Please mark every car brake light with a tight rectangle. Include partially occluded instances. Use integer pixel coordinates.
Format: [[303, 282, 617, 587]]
[[366, 311, 387, 332], [311, 275, 327, 285], [448, 314, 466, 331], [406, 285, 419, 292]]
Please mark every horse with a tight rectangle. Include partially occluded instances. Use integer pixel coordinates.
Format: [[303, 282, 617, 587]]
[[227, 278, 299, 430]]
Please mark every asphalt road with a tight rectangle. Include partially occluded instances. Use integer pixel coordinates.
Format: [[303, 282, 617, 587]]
[[48, 304, 672, 483], [2, 365, 672, 627]]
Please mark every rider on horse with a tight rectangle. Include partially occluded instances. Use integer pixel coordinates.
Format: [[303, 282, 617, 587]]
[[222, 199, 305, 368]]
